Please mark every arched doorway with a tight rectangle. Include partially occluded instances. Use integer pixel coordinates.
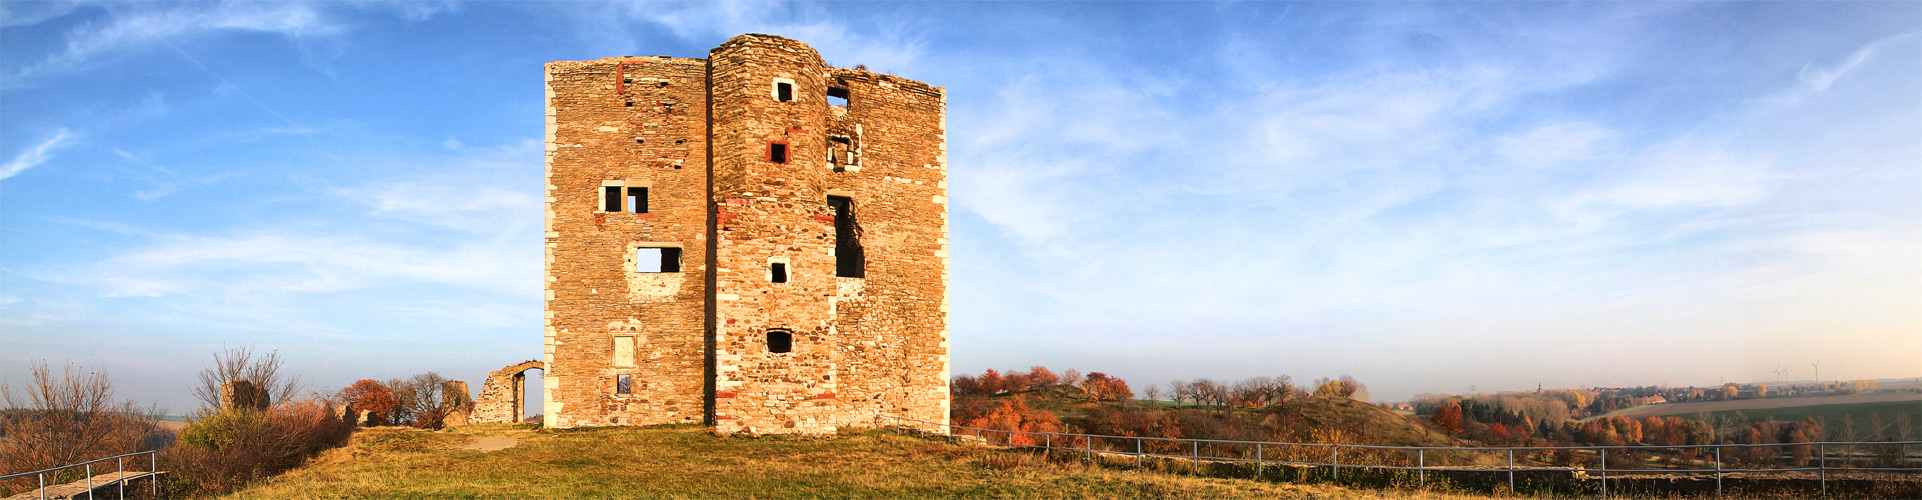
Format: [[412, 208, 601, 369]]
[[472, 360, 544, 424]]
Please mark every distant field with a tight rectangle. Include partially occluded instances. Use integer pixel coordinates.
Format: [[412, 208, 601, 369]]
[[1608, 392, 1921, 420], [1699, 400, 1922, 432]]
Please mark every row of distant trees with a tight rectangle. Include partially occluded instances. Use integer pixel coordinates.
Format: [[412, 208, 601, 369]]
[[334, 374, 462, 429]]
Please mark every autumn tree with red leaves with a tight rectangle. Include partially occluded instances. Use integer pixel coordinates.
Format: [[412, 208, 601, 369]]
[[337, 379, 399, 425]]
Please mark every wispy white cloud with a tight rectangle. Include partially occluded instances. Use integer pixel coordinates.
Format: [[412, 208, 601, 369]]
[[1, 128, 80, 180], [9, 2, 341, 82]]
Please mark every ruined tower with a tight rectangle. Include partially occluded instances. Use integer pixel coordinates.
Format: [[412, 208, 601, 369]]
[[541, 34, 949, 434]]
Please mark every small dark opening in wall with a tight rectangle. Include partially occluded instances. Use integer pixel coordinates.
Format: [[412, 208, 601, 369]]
[[770, 262, 788, 283], [828, 196, 864, 278], [769, 142, 788, 163], [775, 82, 793, 102], [767, 330, 793, 354], [627, 187, 649, 213], [616, 374, 632, 394], [604, 186, 623, 212], [826, 86, 849, 107], [636, 247, 682, 273]]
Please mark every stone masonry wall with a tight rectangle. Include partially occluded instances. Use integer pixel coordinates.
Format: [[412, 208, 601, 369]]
[[544, 34, 946, 434], [544, 56, 711, 429]]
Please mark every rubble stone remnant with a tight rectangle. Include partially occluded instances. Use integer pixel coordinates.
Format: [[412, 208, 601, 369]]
[[472, 360, 543, 424], [537, 34, 950, 434], [219, 380, 270, 411], [441, 380, 473, 427]]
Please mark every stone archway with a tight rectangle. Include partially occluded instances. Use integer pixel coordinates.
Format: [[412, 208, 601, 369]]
[[472, 360, 544, 424]]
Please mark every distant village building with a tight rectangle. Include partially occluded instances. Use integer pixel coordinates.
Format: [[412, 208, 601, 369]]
[[474, 34, 950, 435]]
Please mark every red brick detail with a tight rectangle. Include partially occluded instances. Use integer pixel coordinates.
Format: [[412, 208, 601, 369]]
[[726, 318, 737, 324], [716, 415, 735, 420], [816, 393, 836, 400], [786, 128, 808, 135], [638, 213, 655, 219], [716, 392, 737, 399], [592, 212, 607, 230], [812, 214, 835, 223], [726, 198, 748, 205]]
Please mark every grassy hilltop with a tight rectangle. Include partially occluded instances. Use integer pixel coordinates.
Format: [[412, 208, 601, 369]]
[[229, 423, 1470, 499]]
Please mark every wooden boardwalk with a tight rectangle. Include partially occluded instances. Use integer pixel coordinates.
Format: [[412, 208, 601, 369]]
[[3, 470, 165, 500]]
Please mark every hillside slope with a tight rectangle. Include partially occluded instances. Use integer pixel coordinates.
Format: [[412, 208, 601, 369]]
[[1292, 395, 1471, 448], [228, 424, 1470, 499]]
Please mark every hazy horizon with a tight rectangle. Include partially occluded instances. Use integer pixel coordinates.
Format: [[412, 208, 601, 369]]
[[4, 1, 1919, 414]]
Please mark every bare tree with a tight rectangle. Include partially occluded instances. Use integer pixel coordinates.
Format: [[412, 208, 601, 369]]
[[401, 372, 450, 428], [2, 361, 160, 488], [191, 345, 302, 414], [1141, 383, 1162, 402]]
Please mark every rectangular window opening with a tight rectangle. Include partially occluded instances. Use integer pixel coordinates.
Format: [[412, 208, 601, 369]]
[[616, 374, 632, 395], [635, 247, 682, 273], [826, 86, 849, 107], [627, 186, 649, 213], [767, 330, 793, 354], [769, 142, 788, 163], [828, 196, 865, 278], [776, 82, 793, 102], [603, 185, 623, 212], [770, 262, 788, 283]]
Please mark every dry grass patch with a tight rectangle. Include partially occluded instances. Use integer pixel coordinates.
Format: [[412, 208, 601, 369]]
[[228, 424, 1510, 499]]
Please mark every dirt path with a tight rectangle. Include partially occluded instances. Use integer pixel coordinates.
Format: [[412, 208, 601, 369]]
[[1608, 391, 1921, 419], [459, 437, 519, 452]]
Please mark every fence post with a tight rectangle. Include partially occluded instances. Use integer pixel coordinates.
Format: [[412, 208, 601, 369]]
[[1257, 443, 1263, 478], [1333, 445, 1340, 481], [1600, 448, 1607, 500], [1045, 432, 1051, 453], [1086, 434, 1093, 462], [1818, 443, 1826, 496], [1418, 449, 1424, 488], [1193, 440, 1200, 474], [86, 463, 92, 500], [151, 451, 158, 499], [1714, 446, 1722, 497], [118, 456, 125, 500], [1137, 437, 1143, 469], [1508, 448, 1516, 494], [39, 472, 45, 500]]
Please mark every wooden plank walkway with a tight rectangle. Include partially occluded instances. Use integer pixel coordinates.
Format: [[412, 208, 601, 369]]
[[2, 470, 165, 500]]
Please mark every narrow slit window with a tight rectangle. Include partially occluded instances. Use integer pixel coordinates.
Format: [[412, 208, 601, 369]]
[[767, 330, 793, 354], [828, 136, 852, 170], [627, 187, 649, 213], [828, 196, 865, 278], [768, 142, 788, 163], [775, 81, 793, 102], [616, 374, 632, 394], [826, 86, 849, 107], [770, 262, 788, 283], [635, 247, 682, 273], [604, 186, 623, 212]]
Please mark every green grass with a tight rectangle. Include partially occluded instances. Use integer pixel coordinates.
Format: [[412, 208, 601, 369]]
[[227, 423, 1498, 499], [1699, 400, 1922, 434]]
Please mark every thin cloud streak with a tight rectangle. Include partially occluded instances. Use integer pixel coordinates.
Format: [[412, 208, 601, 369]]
[[1, 128, 80, 180]]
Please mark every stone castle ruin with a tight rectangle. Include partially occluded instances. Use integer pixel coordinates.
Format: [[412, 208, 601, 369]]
[[492, 34, 949, 434]]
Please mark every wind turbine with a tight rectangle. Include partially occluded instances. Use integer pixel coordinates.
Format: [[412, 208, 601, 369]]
[[1811, 359, 1821, 384]]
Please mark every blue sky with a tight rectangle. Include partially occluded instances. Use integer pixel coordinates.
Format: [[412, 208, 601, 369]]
[[3, 1, 1918, 413]]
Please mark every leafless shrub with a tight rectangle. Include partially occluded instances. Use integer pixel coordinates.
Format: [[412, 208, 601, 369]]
[[0, 361, 160, 493], [190, 345, 301, 414], [162, 396, 350, 497]]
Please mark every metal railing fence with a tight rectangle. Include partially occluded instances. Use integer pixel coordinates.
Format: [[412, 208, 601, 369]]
[[0, 449, 162, 500], [880, 415, 1920, 498]]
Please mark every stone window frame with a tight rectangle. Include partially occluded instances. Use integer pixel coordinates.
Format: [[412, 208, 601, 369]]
[[615, 374, 633, 395], [766, 140, 790, 164], [766, 256, 792, 284], [770, 77, 797, 103], [598, 180, 653, 213], [765, 328, 794, 354], [612, 335, 638, 368], [629, 241, 684, 274]]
